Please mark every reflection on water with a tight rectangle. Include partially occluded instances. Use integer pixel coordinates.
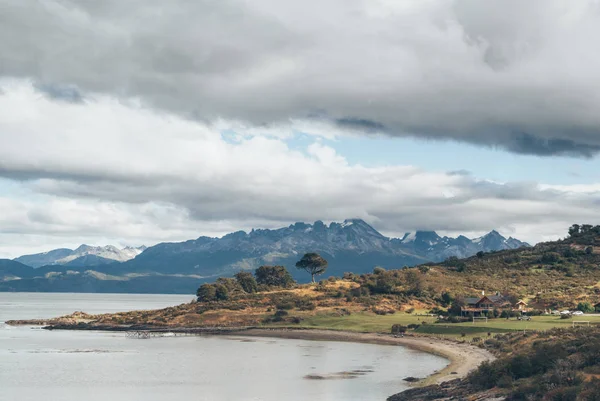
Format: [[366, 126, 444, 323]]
[[0, 292, 448, 401]]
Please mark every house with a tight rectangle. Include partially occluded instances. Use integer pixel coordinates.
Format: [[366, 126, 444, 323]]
[[515, 300, 528, 310], [460, 291, 523, 315]]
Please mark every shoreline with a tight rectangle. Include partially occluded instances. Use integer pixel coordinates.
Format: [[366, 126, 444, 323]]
[[7, 319, 494, 387], [223, 328, 494, 386]]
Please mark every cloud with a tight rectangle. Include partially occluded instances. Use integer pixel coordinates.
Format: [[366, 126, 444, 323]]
[[1, 80, 600, 257], [1, 1, 600, 156]]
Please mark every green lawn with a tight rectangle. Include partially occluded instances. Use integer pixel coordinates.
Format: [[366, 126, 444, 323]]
[[293, 312, 437, 332], [270, 312, 600, 339]]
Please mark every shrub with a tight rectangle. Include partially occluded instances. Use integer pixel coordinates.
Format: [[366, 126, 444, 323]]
[[578, 302, 594, 313], [196, 284, 217, 302], [468, 361, 501, 390], [391, 324, 407, 334], [296, 299, 316, 311], [274, 309, 289, 317], [373, 266, 386, 275], [405, 307, 415, 314], [275, 301, 295, 310], [372, 274, 396, 294], [255, 265, 295, 288], [440, 292, 453, 306]]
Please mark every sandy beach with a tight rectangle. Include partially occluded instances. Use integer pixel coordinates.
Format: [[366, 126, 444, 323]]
[[226, 328, 495, 385]]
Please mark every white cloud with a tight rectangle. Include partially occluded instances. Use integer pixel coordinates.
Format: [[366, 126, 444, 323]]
[[1, 80, 600, 257]]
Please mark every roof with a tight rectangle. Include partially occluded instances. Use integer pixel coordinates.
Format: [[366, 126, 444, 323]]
[[487, 295, 506, 303], [464, 294, 508, 306], [516, 300, 527, 305]]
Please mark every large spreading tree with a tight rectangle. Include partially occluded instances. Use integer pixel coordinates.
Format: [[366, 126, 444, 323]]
[[295, 252, 328, 283]]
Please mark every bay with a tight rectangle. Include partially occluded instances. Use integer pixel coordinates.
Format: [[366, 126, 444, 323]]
[[0, 293, 447, 401]]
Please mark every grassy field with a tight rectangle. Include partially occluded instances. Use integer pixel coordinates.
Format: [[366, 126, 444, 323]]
[[293, 311, 438, 332], [271, 311, 600, 339]]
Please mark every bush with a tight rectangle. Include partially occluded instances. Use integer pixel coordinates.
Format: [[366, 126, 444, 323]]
[[440, 292, 453, 306], [578, 302, 594, 313], [405, 307, 415, 314], [274, 309, 289, 317], [540, 252, 561, 265], [255, 265, 296, 288], [468, 361, 501, 390], [196, 284, 217, 302], [275, 301, 295, 310], [373, 266, 386, 275], [296, 299, 316, 311], [391, 324, 407, 334]]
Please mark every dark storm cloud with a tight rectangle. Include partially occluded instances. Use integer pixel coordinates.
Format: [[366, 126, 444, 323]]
[[335, 118, 386, 132], [507, 133, 600, 158], [2, 0, 600, 156]]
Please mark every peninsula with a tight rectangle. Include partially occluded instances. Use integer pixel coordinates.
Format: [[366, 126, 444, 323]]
[[9, 224, 600, 400]]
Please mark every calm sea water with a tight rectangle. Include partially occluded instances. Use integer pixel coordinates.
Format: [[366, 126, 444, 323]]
[[0, 293, 448, 401]]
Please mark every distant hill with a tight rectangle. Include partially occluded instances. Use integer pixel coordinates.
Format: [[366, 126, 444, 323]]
[[2, 219, 529, 293], [15, 245, 147, 268]]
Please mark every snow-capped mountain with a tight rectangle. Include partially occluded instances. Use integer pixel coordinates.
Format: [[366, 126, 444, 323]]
[[6, 220, 530, 292], [15, 245, 147, 268], [122, 219, 529, 279], [13, 221, 528, 274], [395, 229, 529, 260]]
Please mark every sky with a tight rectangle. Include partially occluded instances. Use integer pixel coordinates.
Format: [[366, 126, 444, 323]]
[[2, 0, 600, 258]]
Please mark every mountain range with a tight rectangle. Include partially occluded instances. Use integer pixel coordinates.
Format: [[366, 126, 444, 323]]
[[14, 245, 147, 268], [0, 219, 529, 294]]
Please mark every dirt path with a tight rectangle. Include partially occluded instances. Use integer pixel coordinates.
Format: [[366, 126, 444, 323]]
[[228, 328, 495, 385]]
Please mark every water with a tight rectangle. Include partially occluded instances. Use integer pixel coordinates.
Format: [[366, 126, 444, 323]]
[[0, 293, 448, 401]]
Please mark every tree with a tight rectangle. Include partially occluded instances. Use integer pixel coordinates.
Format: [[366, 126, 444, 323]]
[[235, 271, 258, 293], [476, 251, 485, 259], [449, 298, 465, 316], [255, 265, 295, 288], [196, 284, 217, 302], [577, 302, 594, 313], [295, 253, 328, 283], [441, 292, 453, 306], [214, 284, 229, 301], [569, 224, 581, 237], [216, 277, 242, 293], [374, 274, 395, 294]]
